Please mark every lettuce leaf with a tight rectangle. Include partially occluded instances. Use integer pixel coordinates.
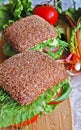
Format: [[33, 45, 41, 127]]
[[30, 38, 68, 59], [0, 4, 11, 30], [0, 0, 33, 30], [0, 79, 71, 128], [9, 0, 32, 19]]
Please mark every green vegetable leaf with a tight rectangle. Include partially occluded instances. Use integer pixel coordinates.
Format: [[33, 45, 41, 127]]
[[30, 38, 68, 59], [0, 0, 33, 30], [11, 0, 23, 19], [2, 42, 17, 56], [0, 4, 11, 30], [53, 82, 72, 102], [64, 7, 81, 24]]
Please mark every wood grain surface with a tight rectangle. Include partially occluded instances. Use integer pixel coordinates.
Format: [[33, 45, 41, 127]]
[[0, 39, 73, 130]]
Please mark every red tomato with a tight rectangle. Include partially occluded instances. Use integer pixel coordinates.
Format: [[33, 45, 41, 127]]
[[33, 5, 58, 25], [48, 100, 64, 105], [13, 114, 38, 128]]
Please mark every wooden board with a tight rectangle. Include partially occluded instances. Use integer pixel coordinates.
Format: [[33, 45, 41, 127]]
[[0, 39, 73, 130]]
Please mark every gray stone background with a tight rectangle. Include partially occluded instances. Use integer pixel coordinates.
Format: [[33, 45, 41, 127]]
[[32, 0, 81, 9], [1, 0, 81, 9]]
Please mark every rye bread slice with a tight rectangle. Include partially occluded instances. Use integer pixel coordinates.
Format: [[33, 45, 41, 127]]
[[4, 15, 57, 52], [0, 50, 67, 105]]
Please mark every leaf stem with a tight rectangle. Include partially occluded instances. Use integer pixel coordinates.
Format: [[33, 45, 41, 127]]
[[66, 15, 75, 28]]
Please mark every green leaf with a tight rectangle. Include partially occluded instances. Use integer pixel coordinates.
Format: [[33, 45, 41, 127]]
[[13, 0, 23, 19], [0, 4, 11, 30], [53, 82, 72, 102], [30, 38, 68, 59], [9, 0, 33, 19], [0, 0, 33, 30], [2, 42, 17, 56], [63, 7, 81, 24]]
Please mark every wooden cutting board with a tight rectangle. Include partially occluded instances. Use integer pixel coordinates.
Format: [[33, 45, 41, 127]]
[[0, 39, 73, 130]]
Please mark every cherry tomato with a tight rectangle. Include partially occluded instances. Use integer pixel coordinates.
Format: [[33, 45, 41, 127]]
[[13, 114, 38, 128], [33, 4, 59, 25]]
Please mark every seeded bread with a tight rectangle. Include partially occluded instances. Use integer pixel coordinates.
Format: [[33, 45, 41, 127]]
[[0, 51, 67, 105], [4, 15, 57, 52]]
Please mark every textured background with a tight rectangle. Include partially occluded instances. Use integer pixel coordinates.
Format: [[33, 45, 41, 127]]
[[71, 75, 81, 130], [32, 0, 81, 9], [1, 0, 81, 9]]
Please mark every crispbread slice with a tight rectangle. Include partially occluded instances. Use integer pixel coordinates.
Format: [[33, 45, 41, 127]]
[[4, 15, 57, 52], [0, 50, 67, 105]]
